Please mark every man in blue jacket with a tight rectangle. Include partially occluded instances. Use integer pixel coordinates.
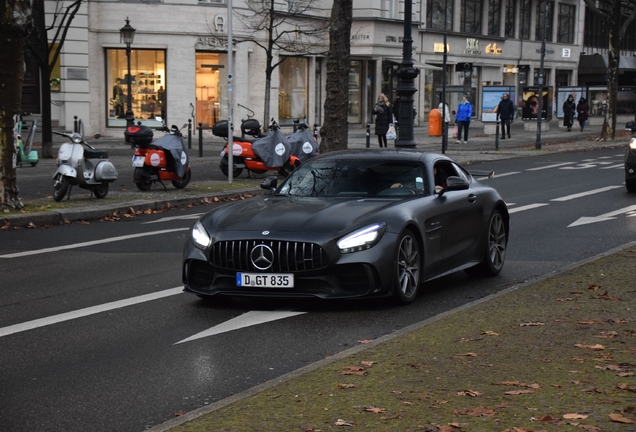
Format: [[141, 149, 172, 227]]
[[455, 95, 472, 144]]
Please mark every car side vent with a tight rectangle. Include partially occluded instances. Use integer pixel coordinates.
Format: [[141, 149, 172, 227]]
[[211, 240, 328, 272]]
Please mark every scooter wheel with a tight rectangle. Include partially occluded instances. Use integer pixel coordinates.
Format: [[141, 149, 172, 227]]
[[134, 167, 153, 191], [30, 161, 38, 167], [172, 168, 192, 189], [220, 155, 243, 178], [93, 182, 109, 199], [52, 175, 70, 202]]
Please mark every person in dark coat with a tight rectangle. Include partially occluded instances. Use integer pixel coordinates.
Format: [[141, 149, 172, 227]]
[[563, 94, 576, 131], [576, 97, 589, 132], [496, 93, 515, 139], [374, 93, 393, 148]]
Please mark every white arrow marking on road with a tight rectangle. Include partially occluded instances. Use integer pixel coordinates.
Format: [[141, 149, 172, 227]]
[[508, 203, 549, 214], [0, 287, 183, 338], [550, 185, 623, 202], [175, 310, 307, 344], [0, 228, 188, 258], [141, 214, 204, 224], [568, 204, 636, 227]]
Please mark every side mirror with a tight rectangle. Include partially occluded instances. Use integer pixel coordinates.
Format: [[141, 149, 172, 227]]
[[260, 176, 278, 192], [437, 176, 469, 197]]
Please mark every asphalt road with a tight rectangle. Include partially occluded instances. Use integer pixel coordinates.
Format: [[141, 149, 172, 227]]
[[1, 147, 633, 432]]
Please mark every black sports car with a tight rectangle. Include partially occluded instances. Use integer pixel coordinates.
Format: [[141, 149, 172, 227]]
[[182, 150, 509, 305], [624, 121, 636, 192]]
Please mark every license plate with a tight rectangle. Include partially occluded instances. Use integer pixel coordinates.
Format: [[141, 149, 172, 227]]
[[132, 155, 145, 167], [236, 273, 294, 288]]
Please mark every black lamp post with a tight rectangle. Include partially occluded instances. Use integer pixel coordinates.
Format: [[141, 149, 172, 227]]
[[536, 1, 548, 150], [441, 0, 448, 154], [395, 0, 419, 148], [120, 18, 136, 127]]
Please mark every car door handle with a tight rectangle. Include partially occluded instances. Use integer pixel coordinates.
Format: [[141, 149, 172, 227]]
[[467, 194, 477, 203]]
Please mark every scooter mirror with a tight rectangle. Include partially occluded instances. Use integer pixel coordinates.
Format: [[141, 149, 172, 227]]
[[93, 133, 101, 139]]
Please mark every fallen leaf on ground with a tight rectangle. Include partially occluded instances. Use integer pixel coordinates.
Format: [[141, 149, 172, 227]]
[[457, 352, 478, 357], [453, 406, 496, 416], [609, 412, 635, 423], [337, 383, 355, 389], [520, 322, 545, 326], [563, 413, 588, 419], [340, 366, 367, 376], [457, 390, 482, 397], [590, 291, 619, 300], [334, 418, 352, 426], [363, 407, 385, 413], [578, 320, 603, 325], [574, 344, 604, 350], [504, 389, 535, 395], [357, 339, 372, 344]]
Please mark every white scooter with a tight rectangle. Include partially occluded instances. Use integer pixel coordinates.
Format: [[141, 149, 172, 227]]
[[52, 122, 118, 202]]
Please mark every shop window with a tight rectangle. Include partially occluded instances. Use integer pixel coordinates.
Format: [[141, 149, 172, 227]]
[[488, 0, 501, 37], [348, 61, 363, 124], [106, 49, 165, 127], [49, 43, 61, 92], [504, 0, 516, 38], [279, 57, 308, 125], [557, 4, 575, 44], [520, 0, 531, 40], [196, 52, 227, 128]]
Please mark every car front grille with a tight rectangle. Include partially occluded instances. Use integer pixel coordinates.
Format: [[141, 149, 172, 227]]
[[211, 240, 329, 272]]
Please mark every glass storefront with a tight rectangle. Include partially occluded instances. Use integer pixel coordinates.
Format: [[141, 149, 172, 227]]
[[196, 52, 227, 128], [348, 61, 362, 123], [106, 49, 165, 127], [279, 57, 308, 125]]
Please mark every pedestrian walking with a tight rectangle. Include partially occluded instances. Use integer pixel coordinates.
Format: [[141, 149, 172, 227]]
[[438, 101, 451, 135], [455, 95, 472, 144], [576, 97, 589, 132], [496, 93, 515, 139], [563, 94, 576, 132], [373, 93, 393, 148]]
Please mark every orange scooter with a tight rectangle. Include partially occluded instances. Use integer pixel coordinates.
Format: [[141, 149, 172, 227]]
[[213, 118, 301, 178]]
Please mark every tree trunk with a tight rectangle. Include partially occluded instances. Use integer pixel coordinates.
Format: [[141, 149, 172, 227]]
[[605, 0, 622, 140], [319, 0, 352, 153], [0, 8, 27, 211]]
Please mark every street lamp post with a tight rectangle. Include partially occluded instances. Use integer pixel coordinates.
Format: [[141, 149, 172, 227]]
[[441, 0, 448, 154], [536, 1, 548, 150], [120, 18, 136, 127], [395, 0, 419, 148]]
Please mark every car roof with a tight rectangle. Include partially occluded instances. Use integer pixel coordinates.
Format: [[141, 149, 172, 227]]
[[312, 149, 453, 164]]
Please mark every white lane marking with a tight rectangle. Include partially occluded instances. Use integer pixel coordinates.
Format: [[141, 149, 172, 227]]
[[175, 310, 307, 344], [600, 164, 624, 170], [568, 204, 636, 227], [0, 287, 183, 338], [526, 162, 575, 171], [0, 228, 189, 259], [550, 185, 623, 202], [508, 203, 549, 214], [491, 171, 521, 178], [141, 214, 203, 224]]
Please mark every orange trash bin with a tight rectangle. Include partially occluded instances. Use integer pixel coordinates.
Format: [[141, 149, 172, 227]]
[[428, 108, 442, 137]]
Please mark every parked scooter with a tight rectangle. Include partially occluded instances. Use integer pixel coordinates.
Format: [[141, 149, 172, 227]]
[[52, 121, 118, 201], [126, 118, 191, 191], [16, 118, 39, 167], [213, 118, 300, 178]]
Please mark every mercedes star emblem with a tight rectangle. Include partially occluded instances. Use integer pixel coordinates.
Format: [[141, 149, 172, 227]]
[[250, 244, 274, 270]]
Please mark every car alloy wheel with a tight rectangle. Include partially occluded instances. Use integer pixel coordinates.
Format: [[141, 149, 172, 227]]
[[393, 229, 421, 305], [487, 211, 507, 273]]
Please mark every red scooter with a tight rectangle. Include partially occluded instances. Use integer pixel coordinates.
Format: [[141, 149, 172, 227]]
[[213, 118, 301, 178], [125, 121, 191, 191]]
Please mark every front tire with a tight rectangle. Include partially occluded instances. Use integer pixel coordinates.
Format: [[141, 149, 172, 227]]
[[220, 155, 243, 178], [626, 178, 636, 193], [466, 210, 507, 276], [93, 182, 109, 199], [52, 175, 70, 202], [392, 229, 421, 305], [172, 168, 192, 189]]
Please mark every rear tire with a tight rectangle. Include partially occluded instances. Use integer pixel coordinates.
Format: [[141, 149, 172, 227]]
[[626, 178, 636, 193], [220, 155, 243, 178], [134, 167, 153, 191], [93, 182, 109, 199], [466, 210, 507, 276], [172, 168, 191, 189], [52, 175, 70, 202], [392, 229, 421, 305]]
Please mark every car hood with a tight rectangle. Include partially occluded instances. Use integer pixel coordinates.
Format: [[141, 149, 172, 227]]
[[202, 195, 403, 235]]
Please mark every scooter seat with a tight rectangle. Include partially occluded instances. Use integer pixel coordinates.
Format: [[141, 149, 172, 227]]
[[84, 148, 109, 159]]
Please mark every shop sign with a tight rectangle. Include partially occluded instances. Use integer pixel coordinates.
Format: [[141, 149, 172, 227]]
[[351, 34, 370, 41], [536, 49, 555, 54], [485, 43, 502, 55], [434, 42, 449, 53], [465, 38, 480, 55], [212, 14, 225, 32], [196, 35, 230, 49], [386, 35, 404, 43], [563, 48, 571, 58]]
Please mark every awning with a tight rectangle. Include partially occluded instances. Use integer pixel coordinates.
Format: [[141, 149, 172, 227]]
[[578, 54, 607, 75], [385, 58, 442, 70], [620, 56, 636, 71]]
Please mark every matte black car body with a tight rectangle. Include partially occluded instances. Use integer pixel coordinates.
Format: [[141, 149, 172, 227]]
[[624, 121, 636, 192], [182, 150, 509, 304]]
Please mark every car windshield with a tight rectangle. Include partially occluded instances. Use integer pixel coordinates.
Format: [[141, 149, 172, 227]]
[[277, 159, 425, 197]]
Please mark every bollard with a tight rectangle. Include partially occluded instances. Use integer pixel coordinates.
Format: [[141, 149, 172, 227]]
[[293, 119, 299, 133], [73, 116, 78, 133], [495, 120, 500, 151], [366, 122, 371, 148], [198, 122, 203, 157], [187, 119, 192, 150]]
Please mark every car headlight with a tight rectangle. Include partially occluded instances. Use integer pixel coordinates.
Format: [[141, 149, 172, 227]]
[[629, 138, 636, 150], [191, 220, 211, 250], [337, 223, 386, 253]]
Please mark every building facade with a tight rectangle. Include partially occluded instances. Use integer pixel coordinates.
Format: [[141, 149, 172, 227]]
[[25, 0, 633, 139]]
